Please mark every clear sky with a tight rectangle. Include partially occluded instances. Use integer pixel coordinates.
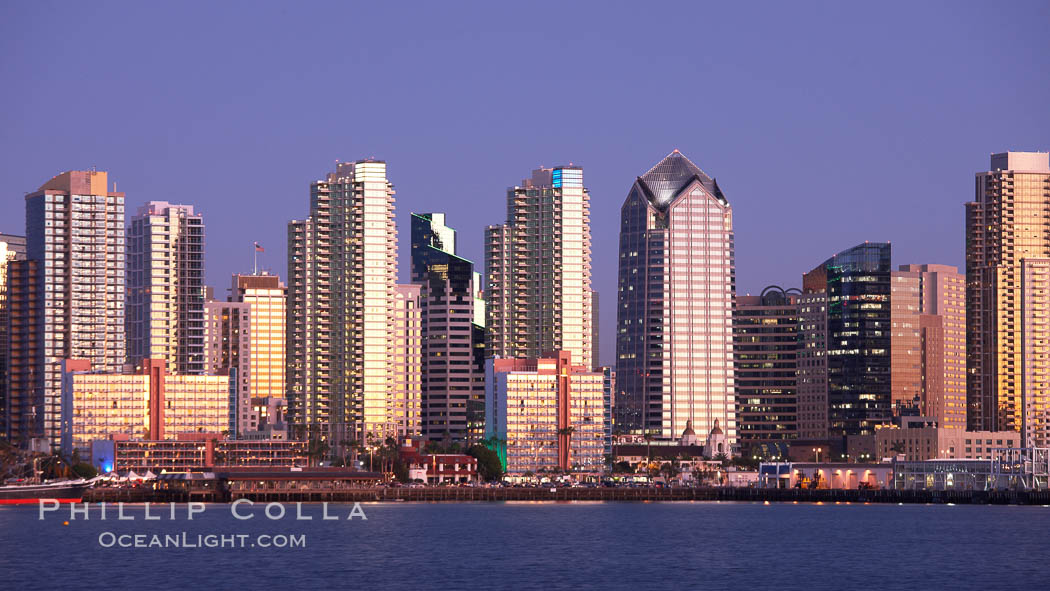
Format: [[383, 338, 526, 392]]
[[2, 1, 1048, 366]]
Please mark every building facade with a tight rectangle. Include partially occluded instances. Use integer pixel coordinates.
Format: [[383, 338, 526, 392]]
[[0, 233, 26, 439], [804, 242, 892, 440], [890, 270, 922, 413], [873, 423, 1021, 461], [17, 171, 127, 450], [796, 283, 829, 440], [126, 202, 206, 373], [411, 213, 486, 445], [966, 152, 1050, 441], [485, 166, 593, 369], [615, 150, 736, 441], [486, 351, 604, 474], [227, 274, 287, 437], [64, 358, 229, 453], [287, 161, 398, 446], [898, 264, 967, 429], [204, 299, 251, 434], [733, 286, 799, 449], [392, 284, 422, 438]]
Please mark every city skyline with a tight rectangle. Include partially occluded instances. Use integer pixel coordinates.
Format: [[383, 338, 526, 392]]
[[3, 2, 1048, 367]]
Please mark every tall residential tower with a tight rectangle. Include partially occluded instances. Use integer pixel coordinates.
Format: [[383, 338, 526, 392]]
[[126, 202, 206, 373], [966, 151, 1050, 444], [287, 161, 398, 446], [485, 166, 593, 369], [16, 171, 126, 449]]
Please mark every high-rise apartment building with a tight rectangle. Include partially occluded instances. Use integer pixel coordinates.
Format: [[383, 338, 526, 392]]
[[15, 171, 126, 450], [898, 264, 967, 429], [1021, 259, 1050, 447], [411, 213, 486, 445], [392, 284, 422, 438], [288, 161, 398, 446], [126, 202, 206, 373], [804, 242, 892, 439], [486, 351, 604, 474], [966, 152, 1050, 441], [733, 286, 799, 449], [485, 166, 593, 369], [615, 150, 736, 441], [0, 234, 26, 440]]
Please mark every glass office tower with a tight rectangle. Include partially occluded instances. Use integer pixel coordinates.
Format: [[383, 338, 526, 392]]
[[615, 150, 736, 442]]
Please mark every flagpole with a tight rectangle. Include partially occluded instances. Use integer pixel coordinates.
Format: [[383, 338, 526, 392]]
[[253, 242, 258, 275]]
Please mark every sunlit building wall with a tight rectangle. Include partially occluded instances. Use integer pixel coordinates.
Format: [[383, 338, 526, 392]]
[[485, 167, 593, 369], [891, 270, 922, 412], [615, 151, 736, 442], [22, 171, 127, 450], [64, 359, 228, 453], [966, 151, 1050, 437], [1021, 258, 1050, 447], [392, 284, 422, 437], [288, 161, 398, 445], [898, 264, 967, 429], [486, 352, 604, 474]]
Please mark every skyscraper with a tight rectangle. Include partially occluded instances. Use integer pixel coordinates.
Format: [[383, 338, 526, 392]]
[[229, 274, 286, 436], [898, 264, 967, 429], [615, 150, 736, 442], [890, 269, 922, 413], [804, 242, 892, 439], [18, 171, 126, 449], [392, 283, 422, 438], [411, 213, 485, 445], [796, 283, 829, 440], [287, 160, 398, 446], [485, 166, 593, 369], [204, 298, 250, 435], [733, 286, 799, 450], [0, 234, 26, 440], [126, 202, 206, 373], [966, 151, 1050, 441]]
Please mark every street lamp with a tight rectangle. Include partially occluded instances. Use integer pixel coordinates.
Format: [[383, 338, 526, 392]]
[[813, 448, 821, 463]]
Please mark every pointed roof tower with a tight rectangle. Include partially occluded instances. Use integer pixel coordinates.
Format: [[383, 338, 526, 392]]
[[636, 150, 726, 209]]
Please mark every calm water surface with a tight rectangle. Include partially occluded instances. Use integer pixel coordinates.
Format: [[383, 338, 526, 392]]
[[1, 501, 1046, 590]]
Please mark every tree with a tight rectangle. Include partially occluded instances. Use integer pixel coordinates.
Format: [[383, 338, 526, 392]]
[[467, 444, 504, 482]]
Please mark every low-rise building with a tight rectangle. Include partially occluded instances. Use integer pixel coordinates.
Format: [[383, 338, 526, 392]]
[[94, 435, 309, 473], [398, 438, 477, 484], [759, 462, 893, 489], [872, 420, 1021, 461], [486, 351, 604, 474], [63, 358, 229, 454]]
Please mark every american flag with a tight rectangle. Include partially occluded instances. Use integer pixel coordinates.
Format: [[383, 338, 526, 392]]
[[255, 242, 265, 252]]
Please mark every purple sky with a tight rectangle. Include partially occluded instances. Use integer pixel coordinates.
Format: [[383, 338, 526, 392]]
[[2, 1, 1048, 366]]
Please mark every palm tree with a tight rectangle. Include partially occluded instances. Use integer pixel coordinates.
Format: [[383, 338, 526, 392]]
[[556, 426, 575, 471]]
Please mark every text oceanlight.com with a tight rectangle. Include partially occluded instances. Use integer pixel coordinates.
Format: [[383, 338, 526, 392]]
[[97, 532, 307, 549]]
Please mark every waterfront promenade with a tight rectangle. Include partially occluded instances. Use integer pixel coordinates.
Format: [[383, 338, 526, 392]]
[[83, 485, 1050, 505]]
